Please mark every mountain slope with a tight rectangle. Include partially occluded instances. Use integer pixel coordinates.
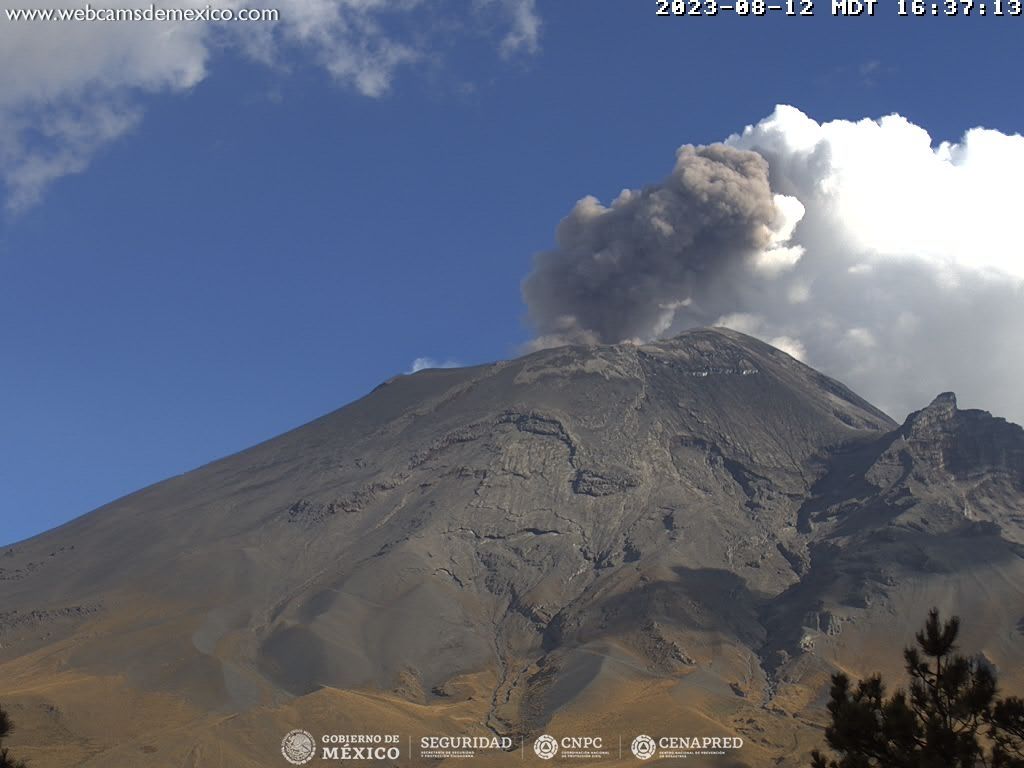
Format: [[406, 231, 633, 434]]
[[2, 328, 1022, 767]]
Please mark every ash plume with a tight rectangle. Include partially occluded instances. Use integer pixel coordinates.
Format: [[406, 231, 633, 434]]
[[522, 144, 804, 349]]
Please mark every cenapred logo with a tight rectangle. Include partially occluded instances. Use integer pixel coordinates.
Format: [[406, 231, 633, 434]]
[[630, 734, 744, 760], [631, 734, 657, 761], [281, 729, 316, 765], [534, 734, 559, 760]]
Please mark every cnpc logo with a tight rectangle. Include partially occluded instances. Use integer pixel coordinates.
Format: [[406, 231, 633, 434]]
[[533, 735, 558, 759], [533, 734, 605, 760]]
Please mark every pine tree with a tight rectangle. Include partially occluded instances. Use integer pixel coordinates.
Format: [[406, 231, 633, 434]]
[[811, 609, 1024, 768], [0, 705, 27, 768]]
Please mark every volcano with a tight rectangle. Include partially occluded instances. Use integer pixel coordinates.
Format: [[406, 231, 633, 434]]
[[2, 327, 1023, 767]]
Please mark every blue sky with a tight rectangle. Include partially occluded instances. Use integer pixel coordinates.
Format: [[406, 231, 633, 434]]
[[3, 0, 1023, 545]]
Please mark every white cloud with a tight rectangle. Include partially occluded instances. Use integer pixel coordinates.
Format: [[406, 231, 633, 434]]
[[725, 106, 1024, 423], [1, 100, 141, 211], [408, 356, 460, 373], [495, 0, 541, 56], [729, 106, 1024, 281], [0, 0, 542, 210]]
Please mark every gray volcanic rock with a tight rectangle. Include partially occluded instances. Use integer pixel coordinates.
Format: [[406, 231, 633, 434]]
[[2, 328, 1023, 767], [899, 392, 1024, 482]]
